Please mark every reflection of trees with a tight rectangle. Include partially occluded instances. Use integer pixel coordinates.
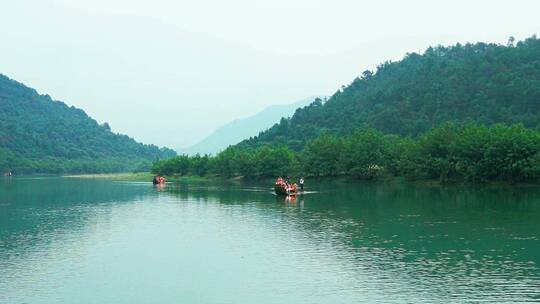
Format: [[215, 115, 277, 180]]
[[0, 178, 152, 254], [163, 180, 540, 276], [2, 178, 539, 301], [162, 179, 540, 296]]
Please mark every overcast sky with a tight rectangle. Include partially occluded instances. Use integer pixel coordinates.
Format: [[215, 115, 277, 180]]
[[1, 0, 538, 149]]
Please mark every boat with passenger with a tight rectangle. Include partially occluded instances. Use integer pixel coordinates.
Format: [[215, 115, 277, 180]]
[[152, 175, 166, 185], [274, 177, 297, 195]]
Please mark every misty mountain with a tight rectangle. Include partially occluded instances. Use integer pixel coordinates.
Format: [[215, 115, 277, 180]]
[[178, 96, 325, 155]]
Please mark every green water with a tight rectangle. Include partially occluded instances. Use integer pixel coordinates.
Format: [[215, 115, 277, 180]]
[[1, 177, 539, 303]]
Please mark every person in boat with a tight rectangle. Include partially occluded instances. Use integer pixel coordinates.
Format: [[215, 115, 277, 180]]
[[275, 177, 288, 192], [278, 177, 288, 187], [153, 175, 166, 185], [286, 183, 297, 194], [299, 177, 304, 191]]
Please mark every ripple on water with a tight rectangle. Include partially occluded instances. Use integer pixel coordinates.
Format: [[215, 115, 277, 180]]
[[1, 179, 540, 303]]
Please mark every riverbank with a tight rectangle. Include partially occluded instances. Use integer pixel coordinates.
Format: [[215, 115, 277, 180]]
[[64, 172, 220, 183], [64, 172, 153, 181]]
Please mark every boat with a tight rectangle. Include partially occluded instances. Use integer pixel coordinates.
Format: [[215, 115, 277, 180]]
[[274, 184, 289, 195], [152, 175, 166, 185], [274, 178, 297, 195]]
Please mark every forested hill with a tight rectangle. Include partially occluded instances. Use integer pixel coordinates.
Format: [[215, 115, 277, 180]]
[[0, 74, 175, 174], [240, 36, 540, 150]]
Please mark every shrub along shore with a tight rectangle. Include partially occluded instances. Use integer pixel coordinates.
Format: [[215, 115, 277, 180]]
[[63, 172, 216, 183], [151, 124, 540, 184]]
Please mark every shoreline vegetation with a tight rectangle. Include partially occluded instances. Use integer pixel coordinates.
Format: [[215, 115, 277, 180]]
[[62, 172, 228, 182], [151, 124, 540, 184], [64, 172, 219, 183], [64, 172, 154, 181]]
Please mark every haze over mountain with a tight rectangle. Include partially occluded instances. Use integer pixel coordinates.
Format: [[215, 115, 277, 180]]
[[0, 74, 175, 174], [239, 36, 540, 150], [179, 96, 325, 155], [2, 1, 538, 148]]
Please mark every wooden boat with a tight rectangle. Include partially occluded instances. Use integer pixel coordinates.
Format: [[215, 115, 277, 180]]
[[274, 183, 297, 195], [274, 184, 288, 195], [152, 176, 166, 185]]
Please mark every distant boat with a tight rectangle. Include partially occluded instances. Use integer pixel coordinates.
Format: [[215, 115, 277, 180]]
[[274, 183, 297, 196], [152, 175, 166, 185]]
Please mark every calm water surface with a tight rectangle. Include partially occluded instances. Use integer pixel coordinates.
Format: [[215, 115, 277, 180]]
[[0, 177, 539, 303]]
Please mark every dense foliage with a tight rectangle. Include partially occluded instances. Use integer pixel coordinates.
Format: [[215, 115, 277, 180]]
[[0, 74, 176, 174], [154, 36, 540, 183], [240, 36, 540, 150], [152, 124, 540, 183]]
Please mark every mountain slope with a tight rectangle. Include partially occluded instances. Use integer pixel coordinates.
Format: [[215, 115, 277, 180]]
[[0, 74, 175, 173], [179, 96, 325, 155], [239, 36, 540, 150]]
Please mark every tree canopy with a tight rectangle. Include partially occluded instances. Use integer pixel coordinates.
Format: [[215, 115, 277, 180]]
[[240, 36, 540, 150], [153, 36, 540, 183], [152, 124, 540, 183]]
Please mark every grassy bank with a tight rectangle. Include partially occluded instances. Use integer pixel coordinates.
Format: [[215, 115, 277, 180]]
[[64, 172, 222, 182], [64, 172, 154, 181]]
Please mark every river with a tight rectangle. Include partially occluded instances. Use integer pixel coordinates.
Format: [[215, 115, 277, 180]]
[[1, 177, 539, 303]]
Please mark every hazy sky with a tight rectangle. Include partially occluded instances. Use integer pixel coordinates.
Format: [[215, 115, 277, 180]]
[[1, 0, 538, 149]]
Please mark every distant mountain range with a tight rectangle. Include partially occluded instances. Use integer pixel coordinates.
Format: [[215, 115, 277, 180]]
[[0, 74, 176, 174], [178, 96, 326, 155]]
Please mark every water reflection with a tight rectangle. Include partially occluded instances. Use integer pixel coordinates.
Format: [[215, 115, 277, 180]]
[[0, 178, 154, 258], [162, 180, 540, 302], [1, 177, 539, 303]]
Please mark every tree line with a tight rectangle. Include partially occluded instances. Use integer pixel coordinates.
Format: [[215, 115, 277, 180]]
[[152, 124, 540, 183], [0, 148, 155, 174]]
